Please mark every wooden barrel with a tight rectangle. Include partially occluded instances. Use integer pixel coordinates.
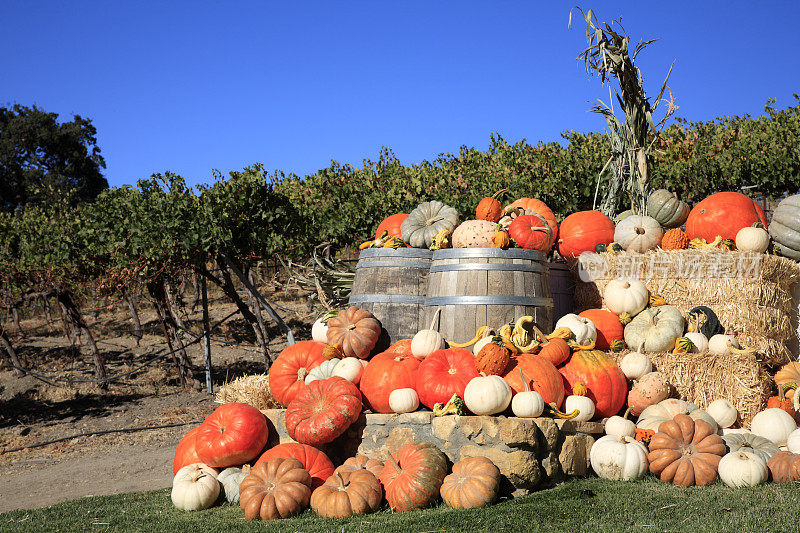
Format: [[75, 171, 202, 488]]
[[349, 248, 433, 349], [548, 262, 575, 324], [423, 249, 553, 345]]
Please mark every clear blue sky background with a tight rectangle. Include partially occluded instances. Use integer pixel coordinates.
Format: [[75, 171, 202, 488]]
[[2, 1, 799, 188]]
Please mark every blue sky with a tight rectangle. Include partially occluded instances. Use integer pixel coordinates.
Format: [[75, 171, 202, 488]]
[[2, 1, 799, 188]]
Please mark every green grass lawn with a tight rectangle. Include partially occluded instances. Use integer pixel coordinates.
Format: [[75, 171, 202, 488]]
[[2, 477, 798, 533]]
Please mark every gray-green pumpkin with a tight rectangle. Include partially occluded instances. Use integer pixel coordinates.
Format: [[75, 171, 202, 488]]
[[614, 209, 635, 224], [646, 189, 690, 228], [722, 432, 779, 464], [217, 465, 251, 504], [769, 194, 800, 261], [401, 201, 460, 248], [624, 305, 685, 353]]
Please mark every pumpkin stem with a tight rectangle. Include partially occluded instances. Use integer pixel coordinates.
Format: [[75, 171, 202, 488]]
[[428, 308, 441, 332], [242, 464, 251, 475], [623, 407, 631, 419], [385, 452, 402, 474], [519, 368, 530, 393], [491, 188, 509, 200], [297, 367, 309, 381]]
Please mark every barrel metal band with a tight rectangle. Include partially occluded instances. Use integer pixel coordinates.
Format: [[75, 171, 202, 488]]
[[359, 248, 433, 259], [432, 248, 545, 261], [429, 263, 544, 273], [425, 296, 554, 307], [356, 260, 431, 270], [349, 294, 425, 305]]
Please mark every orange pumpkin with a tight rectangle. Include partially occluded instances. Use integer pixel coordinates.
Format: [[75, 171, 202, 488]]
[[268, 341, 327, 406], [508, 198, 558, 250], [578, 309, 623, 351], [557, 210, 615, 258], [502, 353, 565, 407], [660, 228, 689, 250], [775, 362, 800, 391], [375, 213, 409, 240], [508, 214, 554, 251], [326, 306, 382, 359], [558, 349, 627, 419], [536, 336, 571, 367], [686, 192, 769, 242], [476, 190, 507, 223], [379, 441, 447, 512], [648, 415, 726, 487], [474, 337, 512, 376], [766, 383, 797, 419]]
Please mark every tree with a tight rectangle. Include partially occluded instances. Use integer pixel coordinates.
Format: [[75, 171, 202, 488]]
[[0, 104, 108, 210]]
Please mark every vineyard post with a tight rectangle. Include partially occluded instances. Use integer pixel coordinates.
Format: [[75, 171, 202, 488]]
[[201, 275, 213, 394]]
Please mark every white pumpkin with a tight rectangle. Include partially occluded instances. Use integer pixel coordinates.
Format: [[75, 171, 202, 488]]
[[217, 465, 251, 504], [706, 399, 738, 429], [683, 332, 709, 354], [565, 395, 595, 422], [304, 358, 339, 384], [511, 389, 544, 418], [614, 215, 663, 253], [389, 388, 420, 414], [171, 463, 220, 511], [554, 313, 597, 345], [636, 399, 718, 433], [708, 334, 744, 356], [619, 351, 652, 380], [786, 428, 800, 454], [464, 375, 512, 416], [589, 435, 649, 481], [311, 310, 338, 344], [411, 310, 444, 359], [605, 415, 636, 438], [718, 451, 768, 488], [735, 225, 770, 253], [333, 357, 366, 384], [603, 279, 649, 317], [721, 428, 750, 436], [751, 408, 796, 446]]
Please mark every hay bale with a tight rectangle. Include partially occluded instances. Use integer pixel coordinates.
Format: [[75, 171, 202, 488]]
[[610, 350, 773, 427], [215, 374, 282, 410], [574, 250, 800, 366]]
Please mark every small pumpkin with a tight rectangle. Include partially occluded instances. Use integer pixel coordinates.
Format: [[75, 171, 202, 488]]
[[603, 279, 649, 317], [326, 306, 382, 359], [610, 338, 626, 353], [590, 435, 649, 481], [660, 228, 690, 250], [452, 219, 498, 248], [722, 431, 779, 463], [475, 336, 512, 376], [332, 357, 367, 384], [411, 310, 445, 360], [492, 228, 511, 248], [767, 450, 800, 482], [554, 313, 597, 346], [686, 306, 724, 338], [619, 349, 652, 381], [511, 368, 545, 418], [239, 458, 312, 520], [706, 399, 738, 429], [310, 469, 382, 518], [389, 388, 420, 414], [605, 415, 636, 438], [735, 224, 770, 253], [647, 189, 690, 228], [766, 383, 797, 419], [750, 408, 796, 446], [775, 362, 800, 390], [476, 189, 507, 223], [304, 358, 340, 384], [464, 374, 512, 416], [707, 334, 756, 356], [786, 429, 800, 454], [401, 200, 460, 249], [718, 451, 768, 488], [564, 386, 596, 422], [379, 441, 448, 512], [671, 337, 694, 355], [171, 463, 220, 511], [647, 415, 726, 486], [218, 465, 251, 504], [440, 456, 501, 509], [614, 215, 664, 253], [311, 310, 339, 344], [683, 332, 709, 354]]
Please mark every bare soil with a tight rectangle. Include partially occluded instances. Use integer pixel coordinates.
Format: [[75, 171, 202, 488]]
[[0, 287, 315, 513]]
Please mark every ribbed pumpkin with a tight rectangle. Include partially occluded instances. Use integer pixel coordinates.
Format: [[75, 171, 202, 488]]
[[648, 415, 726, 487], [415, 349, 480, 409], [285, 377, 362, 446], [578, 309, 623, 351], [686, 192, 769, 242], [401, 201, 460, 248], [502, 353, 565, 407], [239, 458, 312, 521], [375, 213, 409, 241], [326, 306, 382, 359], [557, 210, 616, 258], [335, 455, 384, 478], [379, 441, 448, 512], [474, 337, 512, 376], [359, 339, 420, 413], [508, 197, 558, 250], [310, 469, 383, 518], [476, 190, 506, 223], [647, 189, 690, 228], [558, 350, 627, 419], [660, 228, 689, 250], [269, 341, 327, 406], [769, 194, 800, 260], [508, 213, 554, 251], [440, 456, 501, 509], [767, 451, 800, 482], [256, 443, 334, 490]]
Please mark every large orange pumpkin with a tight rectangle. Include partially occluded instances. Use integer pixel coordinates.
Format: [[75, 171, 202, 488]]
[[379, 441, 448, 512], [502, 352, 565, 407], [557, 210, 615, 258], [269, 341, 327, 406], [173, 425, 202, 474], [508, 198, 558, 250], [375, 213, 409, 240], [195, 403, 269, 468], [285, 377, 363, 446], [415, 348, 480, 409], [578, 309, 624, 351], [685, 192, 768, 242], [558, 350, 627, 419], [508, 214, 554, 251], [256, 443, 335, 490], [359, 339, 420, 413]]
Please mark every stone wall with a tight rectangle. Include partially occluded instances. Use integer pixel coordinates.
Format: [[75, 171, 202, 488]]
[[262, 409, 603, 496]]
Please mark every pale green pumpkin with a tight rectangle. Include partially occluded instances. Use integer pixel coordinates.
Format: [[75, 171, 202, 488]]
[[623, 305, 685, 353], [401, 201, 460, 249], [646, 189, 690, 228]]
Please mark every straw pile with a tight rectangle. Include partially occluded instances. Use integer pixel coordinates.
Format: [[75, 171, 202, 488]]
[[215, 373, 282, 410], [610, 350, 773, 427], [574, 250, 800, 366]]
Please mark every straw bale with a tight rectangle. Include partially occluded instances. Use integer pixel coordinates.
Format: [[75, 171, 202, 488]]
[[610, 350, 773, 427], [215, 373, 282, 410], [574, 250, 800, 366]]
